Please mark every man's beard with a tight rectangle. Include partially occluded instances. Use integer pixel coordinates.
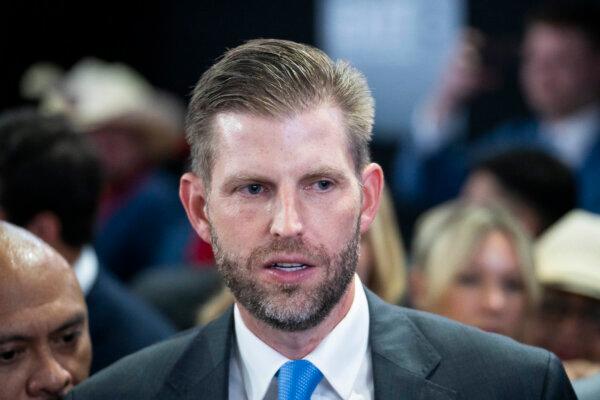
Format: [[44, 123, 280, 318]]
[[210, 223, 359, 332]]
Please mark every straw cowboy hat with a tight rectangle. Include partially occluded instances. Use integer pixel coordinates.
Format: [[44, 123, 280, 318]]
[[22, 58, 184, 162], [535, 210, 600, 301]]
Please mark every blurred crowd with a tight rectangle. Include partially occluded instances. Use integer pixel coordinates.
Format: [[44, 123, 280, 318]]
[[0, 0, 599, 399]]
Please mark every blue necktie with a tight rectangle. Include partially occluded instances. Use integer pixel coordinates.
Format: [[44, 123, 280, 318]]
[[277, 359, 323, 400]]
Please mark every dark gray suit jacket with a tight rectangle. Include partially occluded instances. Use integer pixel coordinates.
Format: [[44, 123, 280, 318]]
[[67, 291, 576, 399]]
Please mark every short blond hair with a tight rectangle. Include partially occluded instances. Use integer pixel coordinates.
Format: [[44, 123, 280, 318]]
[[185, 39, 374, 183], [412, 201, 540, 309]]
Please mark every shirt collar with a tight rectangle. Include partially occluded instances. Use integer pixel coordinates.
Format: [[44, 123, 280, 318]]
[[73, 246, 99, 296], [305, 275, 370, 399], [541, 103, 600, 167], [544, 103, 600, 134], [233, 275, 370, 400]]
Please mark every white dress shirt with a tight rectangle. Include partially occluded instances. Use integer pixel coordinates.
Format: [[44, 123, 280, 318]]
[[73, 245, 99, 296], [541, 103, 600, 168], [229, 276, 373, 400]]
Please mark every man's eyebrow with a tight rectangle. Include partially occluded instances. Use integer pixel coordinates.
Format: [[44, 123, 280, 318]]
[[222, 168, 351, 186], [0, 313, 87, 345], [0, 333, 31, 346], [225, 174, 271, 184], [302, 167, 349, 182], [51, 312, 86, 335]]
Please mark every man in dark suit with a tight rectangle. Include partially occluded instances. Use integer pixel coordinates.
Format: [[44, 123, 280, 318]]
[[67, 39, 575, 399], [0, 110, 176, 374], [392, 1, 600, 223]]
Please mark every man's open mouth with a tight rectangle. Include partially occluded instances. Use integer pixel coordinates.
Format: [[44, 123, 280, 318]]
[[270, 263, 309, 272]]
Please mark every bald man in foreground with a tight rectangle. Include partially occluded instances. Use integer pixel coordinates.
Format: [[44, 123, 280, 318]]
[[0, 222, 92, 399]]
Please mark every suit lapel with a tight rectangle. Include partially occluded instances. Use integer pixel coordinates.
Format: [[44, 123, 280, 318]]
[[154, 308, 235, 400], [367, 291, 457, 400], [150, 290, 457, 399]]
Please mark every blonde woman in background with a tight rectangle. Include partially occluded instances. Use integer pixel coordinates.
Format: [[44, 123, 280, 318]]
[[199, 188, 407, 325], [410, 201, 540, 341], [357, 187, 406, 305]]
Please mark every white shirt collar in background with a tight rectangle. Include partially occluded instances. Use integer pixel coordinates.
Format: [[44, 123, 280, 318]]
[[541, 103, 600, 168], [73, 245, 99, 296]]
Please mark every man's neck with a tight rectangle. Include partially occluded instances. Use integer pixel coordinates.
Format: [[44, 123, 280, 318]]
[[237, 280, 356, 359]]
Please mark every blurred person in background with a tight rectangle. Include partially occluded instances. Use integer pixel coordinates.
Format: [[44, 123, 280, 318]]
[[462, 148, 577, 237], [0, 221, 91, 399], [530, 210, 600, 385], [392, 0, 600, 233], [410, 201, 540, 341], [356, 187, 407, 305], [131, 266, 223, 330], [25, 58, 195, 282], [197, 188, 408, 326], [0, 110, 175, 373]]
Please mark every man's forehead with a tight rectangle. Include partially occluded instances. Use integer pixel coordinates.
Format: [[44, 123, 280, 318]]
[[0, 300, 87, 342], [525, 23, 593, 48], [0, 265, 81, 317], [0, 222, 72, 274], [0, 235, 81, 320], [213, 105, 346, 141], [211, 106, 353, 168], [0, 246, 69, 284], [213, 110, 355, 184], [214, 113, 244, 136], [0, 222, 61, 269]]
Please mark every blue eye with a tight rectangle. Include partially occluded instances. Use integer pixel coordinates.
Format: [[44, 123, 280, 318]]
[[245, 184, 264, 195], [315, 180, 333, 191]]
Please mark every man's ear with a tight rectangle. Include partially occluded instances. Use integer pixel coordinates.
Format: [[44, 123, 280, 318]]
[[180, 172, 212, 244], [359, 163, 384, 234], [26, 212, 62, 247]]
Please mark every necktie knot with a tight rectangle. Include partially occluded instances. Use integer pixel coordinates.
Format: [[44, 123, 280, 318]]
[[277, 359, 323, 400]]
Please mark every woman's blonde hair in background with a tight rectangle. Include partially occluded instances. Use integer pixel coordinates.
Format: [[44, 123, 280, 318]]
[[411, 200, 541, 310]]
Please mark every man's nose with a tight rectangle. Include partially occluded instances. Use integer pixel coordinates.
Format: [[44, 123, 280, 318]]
[[27, 352, 73, 398], [270, 188, 303, 238]]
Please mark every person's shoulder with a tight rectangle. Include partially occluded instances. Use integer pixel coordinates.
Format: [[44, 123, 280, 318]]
[[490, 117, 538, 134], [68, 306, 234, 399], [466, 117, 541, 163], [368, 295, 575, 398], [89, 267, 175, 333], [86, 268, 176, 373], [403, 306, 546, 361], [477, 117, 540, 148], [373, 297, 544, 361], [67, 327, 199, 399]]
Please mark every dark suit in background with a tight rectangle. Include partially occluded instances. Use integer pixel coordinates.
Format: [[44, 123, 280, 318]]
[[68, 290, 576, 399], [86, 267, 176, 374], [392, 119, 600, 218]]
